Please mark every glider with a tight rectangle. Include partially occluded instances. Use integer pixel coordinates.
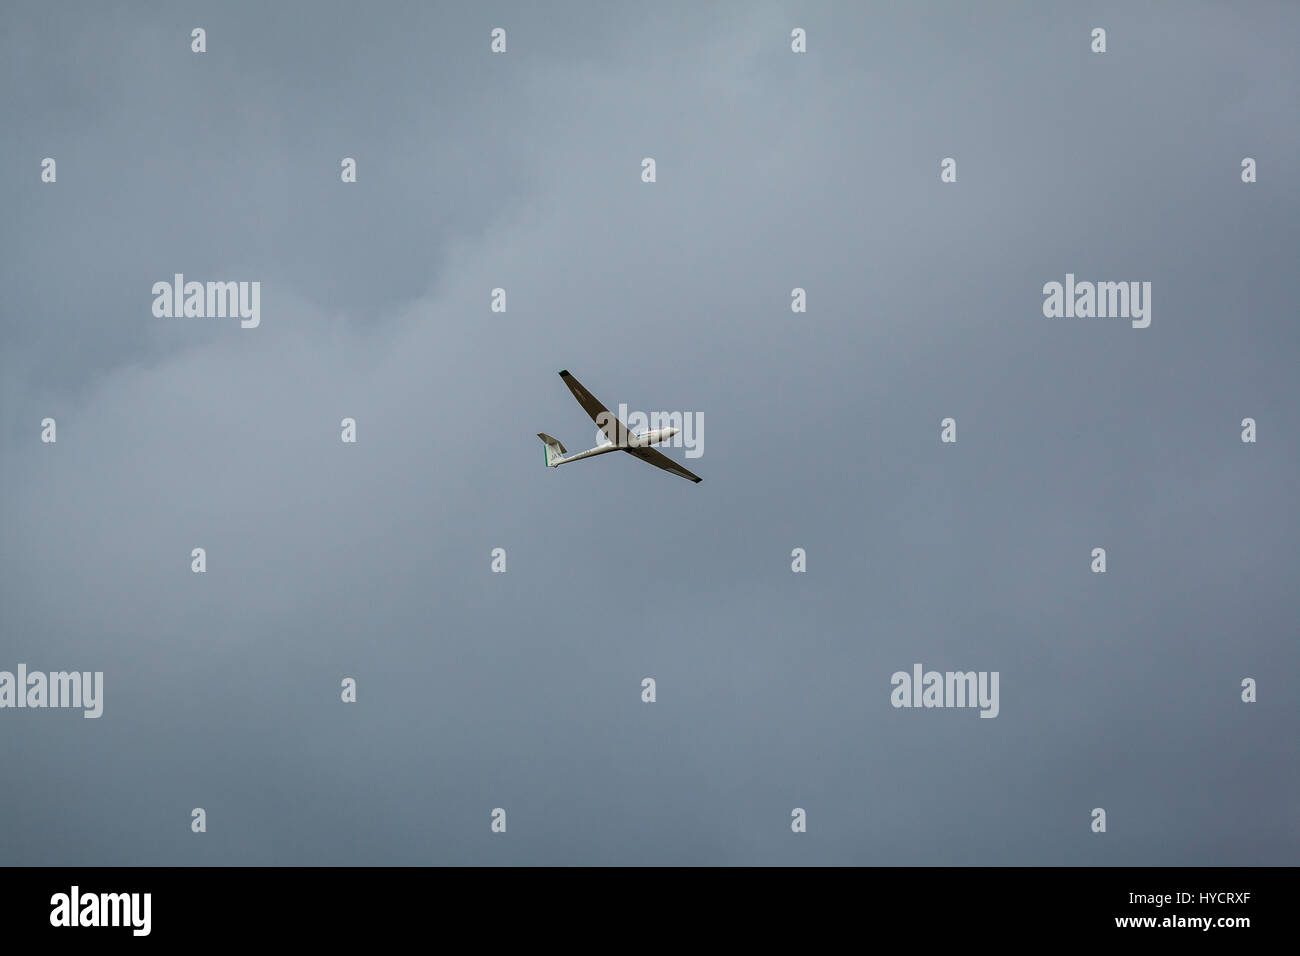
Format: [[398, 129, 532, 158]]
[[537, 370, 702, 483]]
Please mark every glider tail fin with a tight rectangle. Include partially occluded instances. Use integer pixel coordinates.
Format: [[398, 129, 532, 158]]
[[537, 433, 567, 467]]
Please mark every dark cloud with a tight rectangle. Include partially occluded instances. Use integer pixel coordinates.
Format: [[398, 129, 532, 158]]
[[1, 0, 1297, 865]]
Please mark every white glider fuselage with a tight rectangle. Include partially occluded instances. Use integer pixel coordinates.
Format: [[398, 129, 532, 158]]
[[555, 428, 680, 465]]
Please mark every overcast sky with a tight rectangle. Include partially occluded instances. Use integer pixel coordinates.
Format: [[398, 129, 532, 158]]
[[1, 1, 1297, 865]]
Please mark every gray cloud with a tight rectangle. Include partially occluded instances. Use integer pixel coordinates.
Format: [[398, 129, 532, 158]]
[[1, 0, 1297, 865]]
